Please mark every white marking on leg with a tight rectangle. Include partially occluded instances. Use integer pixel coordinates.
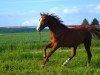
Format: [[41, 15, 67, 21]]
[[62, 58, 70, 66]]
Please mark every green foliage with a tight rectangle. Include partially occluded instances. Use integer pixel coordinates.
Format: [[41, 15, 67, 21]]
[[0, 32, 100, 75], [82, 18, 89, 27], [91, 18, 99, 25]]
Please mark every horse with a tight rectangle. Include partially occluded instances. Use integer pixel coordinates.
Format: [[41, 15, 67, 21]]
[[37, 13, 92, 68]]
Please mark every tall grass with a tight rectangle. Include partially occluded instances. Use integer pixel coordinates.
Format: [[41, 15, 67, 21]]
[[0, 32, 100, 75], [0, 32, 49, 52]]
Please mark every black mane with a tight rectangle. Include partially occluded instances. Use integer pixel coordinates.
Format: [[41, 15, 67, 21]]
[[47, 14, 66, 28], [41, 13, 67, 29], [48, 14, 63, 23]]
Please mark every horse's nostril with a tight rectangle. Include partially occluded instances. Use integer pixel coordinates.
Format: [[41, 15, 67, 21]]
[[38, 29, 40, 31], [37, 28, 40, 31]]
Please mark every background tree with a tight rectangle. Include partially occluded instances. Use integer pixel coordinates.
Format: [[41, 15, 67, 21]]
[[82, 18, 89, 27], [91, 18, 99, 25]]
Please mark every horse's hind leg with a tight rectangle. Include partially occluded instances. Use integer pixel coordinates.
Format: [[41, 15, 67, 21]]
[[84, 40, 92, 67], [62, 47, 77, 66]]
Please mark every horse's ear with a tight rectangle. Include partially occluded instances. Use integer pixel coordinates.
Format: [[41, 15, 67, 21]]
[[40, 13, 42, 16], [47, 13, 49, 15], [43, 12, 46, 15]]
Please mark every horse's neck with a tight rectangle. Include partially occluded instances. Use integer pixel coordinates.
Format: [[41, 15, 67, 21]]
[[48, 23, 66, 33]]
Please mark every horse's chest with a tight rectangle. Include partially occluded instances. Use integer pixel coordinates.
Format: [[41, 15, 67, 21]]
[[50, 32, 61, 43], [50, 35, 57, 43]]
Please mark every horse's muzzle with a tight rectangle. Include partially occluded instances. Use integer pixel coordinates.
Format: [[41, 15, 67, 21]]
[[36, 28, 41, 32]]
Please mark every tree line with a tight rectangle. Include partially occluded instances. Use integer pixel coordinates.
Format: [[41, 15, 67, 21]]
[[82, 18, 99, 26], [0, 28, 49, 33]]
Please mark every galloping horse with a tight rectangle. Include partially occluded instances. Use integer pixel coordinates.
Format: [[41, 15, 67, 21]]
[[37, 13, 92, 68]]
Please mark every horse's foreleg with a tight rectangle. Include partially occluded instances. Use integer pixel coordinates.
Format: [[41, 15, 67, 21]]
[[43, 43, 52, 59], [42, 43, 58, 68], [62, 47, 77, 66]]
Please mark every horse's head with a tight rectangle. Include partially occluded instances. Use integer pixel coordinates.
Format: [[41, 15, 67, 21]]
[[37, 13, 65, 31], [37, 13, 49, 32]]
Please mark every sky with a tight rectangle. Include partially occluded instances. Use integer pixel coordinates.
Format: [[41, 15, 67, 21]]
[[0, 0, 100, 27]]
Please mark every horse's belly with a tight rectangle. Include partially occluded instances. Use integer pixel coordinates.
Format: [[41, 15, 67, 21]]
[[60, 39, 83, 47]]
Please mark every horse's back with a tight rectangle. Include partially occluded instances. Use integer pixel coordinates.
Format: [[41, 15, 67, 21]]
[[61, 28, 92, 47]]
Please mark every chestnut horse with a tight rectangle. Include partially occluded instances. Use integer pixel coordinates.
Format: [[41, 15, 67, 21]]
[[37, 13, 92, 68]]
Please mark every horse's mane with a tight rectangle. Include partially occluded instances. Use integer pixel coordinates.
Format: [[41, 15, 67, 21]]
[[47, 13, 67, 28]]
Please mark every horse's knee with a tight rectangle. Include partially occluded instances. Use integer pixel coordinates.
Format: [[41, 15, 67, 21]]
[[87, 50, 92, 59], [43, 55, 46, 58], [89, 53, 92, 58], [87, 52, 92, 64]]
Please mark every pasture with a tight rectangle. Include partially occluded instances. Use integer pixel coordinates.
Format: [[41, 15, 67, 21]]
[[0, 32, 100, 75]]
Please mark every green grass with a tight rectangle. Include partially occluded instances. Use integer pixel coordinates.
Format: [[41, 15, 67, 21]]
[[0, 32, 100, 75]]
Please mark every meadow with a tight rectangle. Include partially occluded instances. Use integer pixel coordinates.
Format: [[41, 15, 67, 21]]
[[0, 32, 100, 75]]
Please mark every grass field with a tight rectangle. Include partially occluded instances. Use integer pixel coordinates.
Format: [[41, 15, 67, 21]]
[[0, 32, 100, 75]]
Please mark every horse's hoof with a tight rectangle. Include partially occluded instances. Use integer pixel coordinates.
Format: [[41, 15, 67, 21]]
[[62, 64, 66, 67], [87, 63, 90, 67], [62, 63, 68, 67], [41, 65, 45, 69]]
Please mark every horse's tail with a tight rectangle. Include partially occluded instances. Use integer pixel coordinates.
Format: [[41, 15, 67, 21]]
[[88, 27, 100, 39]]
